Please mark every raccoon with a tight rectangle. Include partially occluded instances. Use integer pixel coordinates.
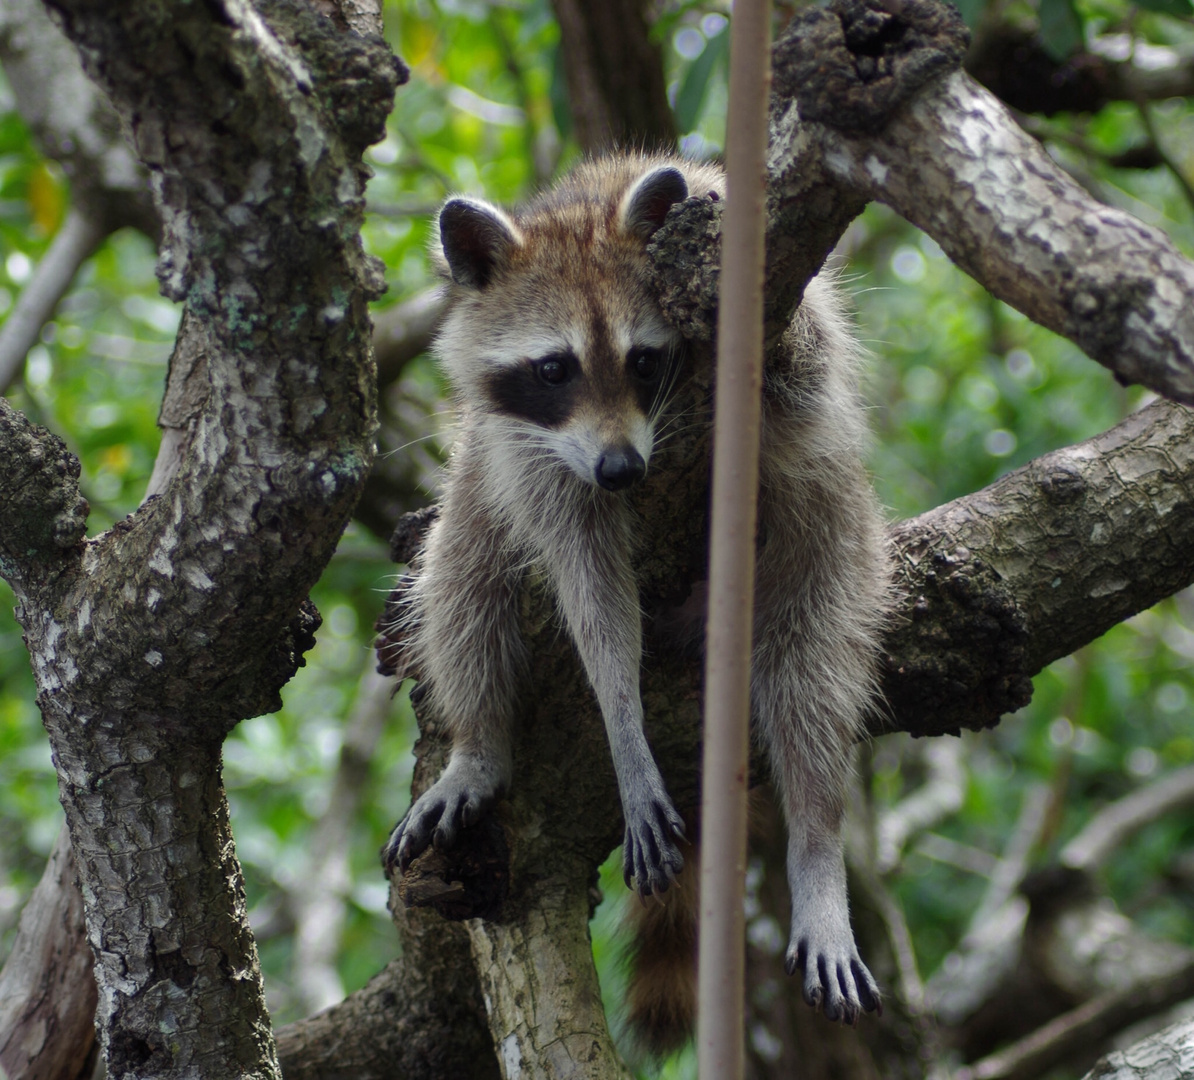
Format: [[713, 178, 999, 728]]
[[382, 154, 889, 1028]]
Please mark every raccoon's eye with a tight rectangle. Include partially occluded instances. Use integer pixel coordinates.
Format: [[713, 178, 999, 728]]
[[535, 357, 570, 386], [630, 347, 663, 381]]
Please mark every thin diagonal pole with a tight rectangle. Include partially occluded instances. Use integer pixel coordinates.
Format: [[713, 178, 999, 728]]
[[697, 1, 772, 1077]]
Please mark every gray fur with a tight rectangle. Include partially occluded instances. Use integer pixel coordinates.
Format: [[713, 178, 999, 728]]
[[382, 154, 890, 1024]]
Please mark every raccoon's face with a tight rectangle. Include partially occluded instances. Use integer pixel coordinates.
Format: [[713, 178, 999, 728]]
[[434, 165, 693, 492]]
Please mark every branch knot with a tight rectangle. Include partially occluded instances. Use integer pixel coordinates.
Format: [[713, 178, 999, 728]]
[[774, 0, 970, 134]]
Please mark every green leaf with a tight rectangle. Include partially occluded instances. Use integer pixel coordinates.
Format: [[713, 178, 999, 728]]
[[674, 26, 728, 135], [1038, 0, 1084, 61], [1132, 0, 1194, 16]]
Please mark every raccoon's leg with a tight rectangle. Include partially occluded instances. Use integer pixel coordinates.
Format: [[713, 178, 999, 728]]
[[752, 446, 887, 1023], [383, 459, 526, 874], [542, 500, 685, 897]]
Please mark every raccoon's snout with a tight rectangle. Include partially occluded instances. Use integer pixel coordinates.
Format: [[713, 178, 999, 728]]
[[596, 446, 646, 491]]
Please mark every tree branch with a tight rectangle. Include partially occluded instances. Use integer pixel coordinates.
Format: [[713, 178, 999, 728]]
[[813, 66, 1194, 404], [955, 956, 1194, 1080], [884, 399, 1194, 736], [0, 396, 89, 573], [650, 2, 1194, 404], [289, 666, 392, 1015], [276, 906, 497, 1080], [876, 740, 966, 873], [373, 287, 442, 390], [0, 208, 104, 394], [0, 0, 158, 239], [1081, 1016, 1194, 1080], [0, 827, 96, 1080], [1061, 765, 1194, 873]]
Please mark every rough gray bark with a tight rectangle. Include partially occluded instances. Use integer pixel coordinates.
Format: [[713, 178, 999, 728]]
[[1083, 1020, 1194, 1080], [883, 397, 1194, 737], [812, 67, 1194, 404], [0, 1, 403, 1076]]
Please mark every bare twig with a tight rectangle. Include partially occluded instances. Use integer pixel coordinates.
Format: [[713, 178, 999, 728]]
[[877, 739, 967, 873], [923, 785, 1052, 1027], [1061, 765, 1194, 873], [1134, 100, 1194, 215], [698, 1, 770, 1075], [290, 665, 394, 1014], [970, 784, 1052, 933], [914, 834, 1001, 879], [373, 287, 444, 389], [0, 208, 104, 394]]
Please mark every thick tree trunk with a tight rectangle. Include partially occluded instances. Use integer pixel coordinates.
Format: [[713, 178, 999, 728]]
[[0, 0, 403, 1074]]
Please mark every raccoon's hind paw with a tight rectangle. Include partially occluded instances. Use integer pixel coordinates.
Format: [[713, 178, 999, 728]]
[[622, 795, 686, 898], [381, 758, 502, 875], [784, 934, 881, 1025]]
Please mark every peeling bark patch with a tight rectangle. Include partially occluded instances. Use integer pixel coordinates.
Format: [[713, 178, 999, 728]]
[[501, 1033, 523, 1077], [394, 815, 509, 921], [773, 0, 969, 135]]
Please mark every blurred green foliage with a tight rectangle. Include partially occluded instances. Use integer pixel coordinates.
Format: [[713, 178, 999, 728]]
[[2, 0, 1194, 1074]]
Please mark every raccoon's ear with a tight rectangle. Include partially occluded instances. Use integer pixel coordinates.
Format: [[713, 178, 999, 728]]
[[439, 198, 522, 289], [620, 166, 689, 240]]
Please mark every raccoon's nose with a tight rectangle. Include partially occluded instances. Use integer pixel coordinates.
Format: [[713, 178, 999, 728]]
[[596, 447, 646, 491]]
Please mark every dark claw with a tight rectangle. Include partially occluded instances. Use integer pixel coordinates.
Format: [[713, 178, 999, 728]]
[[622, 803, 685, 897], [381, 815, 413, 875], [836, 963, 860, 1025], [818, 957, 840, 1020], [852, 960, 882, 1015], [786, 937, 881, 1023]]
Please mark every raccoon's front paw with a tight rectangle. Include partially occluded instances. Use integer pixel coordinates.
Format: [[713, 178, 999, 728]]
[[622, 789, 686, 898], [382, 757, 503, 875], [784, 919, 881, 1025]]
